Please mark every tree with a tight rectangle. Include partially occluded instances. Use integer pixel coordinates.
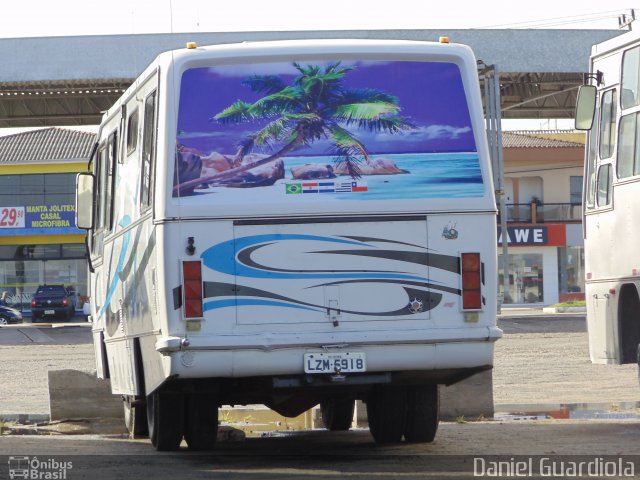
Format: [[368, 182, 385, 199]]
[[174, 62, 413, 192]]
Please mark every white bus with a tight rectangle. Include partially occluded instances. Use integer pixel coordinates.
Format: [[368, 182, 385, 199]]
[[76, 39, 501, 451], [575, 29, 640, 369]]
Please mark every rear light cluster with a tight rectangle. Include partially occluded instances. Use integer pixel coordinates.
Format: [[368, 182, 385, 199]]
[[461, 252, 482, 310], [182, 260, 203, 318]]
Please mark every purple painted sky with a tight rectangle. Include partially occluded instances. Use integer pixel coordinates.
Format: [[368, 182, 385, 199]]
[[177, 60, 477, 156]]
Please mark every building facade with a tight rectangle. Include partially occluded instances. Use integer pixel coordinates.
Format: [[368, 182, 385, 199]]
[[0, 128, 94, 314], [500, 130, 585, 306]]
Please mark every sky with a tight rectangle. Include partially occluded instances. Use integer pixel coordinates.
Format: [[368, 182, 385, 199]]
[[0, 1, 637, 37]]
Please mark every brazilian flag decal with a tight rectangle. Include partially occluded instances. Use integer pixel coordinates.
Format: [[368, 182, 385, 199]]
[[286, 183, 302, 194]]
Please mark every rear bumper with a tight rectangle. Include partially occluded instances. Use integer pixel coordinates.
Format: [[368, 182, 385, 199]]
[[166, 328, 501, 380], [31, 306, 73, 318], [160, 325, 502, 352]]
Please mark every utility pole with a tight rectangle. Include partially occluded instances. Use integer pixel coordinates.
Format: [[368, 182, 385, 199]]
[[479, 62, 509, 311]]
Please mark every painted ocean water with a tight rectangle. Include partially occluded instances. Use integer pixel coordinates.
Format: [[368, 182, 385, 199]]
[[282, 152, 484, 200]]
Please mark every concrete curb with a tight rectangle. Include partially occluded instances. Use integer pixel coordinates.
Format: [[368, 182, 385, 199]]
[[0, 321, 91, 329], [541, 306, 587, 314], [499, 306, 586, 317]]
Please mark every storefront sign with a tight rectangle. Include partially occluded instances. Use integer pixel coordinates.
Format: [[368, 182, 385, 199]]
[[0, 204, 82, 235], [0, 206, 25, 228], [497, 224, 566, 246]]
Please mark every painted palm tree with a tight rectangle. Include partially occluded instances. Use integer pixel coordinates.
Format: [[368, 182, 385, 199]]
[[174, 62, 413, 191]]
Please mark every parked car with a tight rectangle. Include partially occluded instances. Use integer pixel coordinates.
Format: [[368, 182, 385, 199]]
[[31, 284, 75, 320], [0, 305, 23, 325]]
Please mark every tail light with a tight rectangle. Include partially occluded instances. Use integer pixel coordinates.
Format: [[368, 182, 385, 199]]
[[63, 298, 69, 306], [461, 252, 482, 310], [31, 299, 37, 308], [182, 260, 203, 318]]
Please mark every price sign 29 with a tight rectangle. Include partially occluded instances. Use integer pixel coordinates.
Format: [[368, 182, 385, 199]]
[[0, 206, 25, 228]]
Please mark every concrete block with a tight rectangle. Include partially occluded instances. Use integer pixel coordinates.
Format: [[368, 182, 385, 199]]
[[439, 370, 494, 420], [48, 369, 124, 421]]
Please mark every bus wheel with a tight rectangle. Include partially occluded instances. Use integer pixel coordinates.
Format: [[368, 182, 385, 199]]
[[320, 398, 355, 431], [146, 390, 184, 451], [403, 384, 439, 443], [366, 386, 407, 444], [184, 393, 218, 451], [123, 395, 148, 438]]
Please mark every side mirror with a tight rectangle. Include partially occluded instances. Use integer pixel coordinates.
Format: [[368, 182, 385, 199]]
[[76, 172, 95, 230], [575, 85, 597, 131]]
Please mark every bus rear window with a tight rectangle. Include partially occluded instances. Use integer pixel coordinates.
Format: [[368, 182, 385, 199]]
[[173, 59, 483, 204]]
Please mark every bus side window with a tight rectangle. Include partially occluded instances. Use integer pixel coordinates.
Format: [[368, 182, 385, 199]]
[[622, 45, 640, 109], [95, 147, 105, 229], [599, 89, 617, 160], [617, 113, 638, 179], [126, 108, 139, 156], [585, 109, 599, 208], [91, 145, 108, 254], [105, 131, 118, 231], [141, 90, 157, 209], [596, 163, 612, 207]]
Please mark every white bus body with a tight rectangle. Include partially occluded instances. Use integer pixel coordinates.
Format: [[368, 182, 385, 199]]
[[579, 30, 640, 367], [76, 39, 501, 450]]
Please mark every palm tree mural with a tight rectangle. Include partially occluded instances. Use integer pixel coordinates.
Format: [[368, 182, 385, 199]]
[[174, 62, 413, 192]]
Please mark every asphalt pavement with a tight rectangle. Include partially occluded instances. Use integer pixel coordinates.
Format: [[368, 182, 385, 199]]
[[0, 316, 91, 346]]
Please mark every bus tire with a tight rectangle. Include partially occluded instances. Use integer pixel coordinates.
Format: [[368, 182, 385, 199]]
[[403, 384, 439, 443], [146, 390, 184, 451], [184, 393, 218, 451], [366, 386, 407, 444], [123, 395, 148, 438], [320, 398, 355, 431]]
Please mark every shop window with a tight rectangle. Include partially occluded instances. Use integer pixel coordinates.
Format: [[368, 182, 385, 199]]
[[558, 247, 585, 302], [498, 253, 544, 304], [0, 244, 88, 313], [0, 173, 75, 208], [29, 245, 61, 260], [61, 244, 87, 258]]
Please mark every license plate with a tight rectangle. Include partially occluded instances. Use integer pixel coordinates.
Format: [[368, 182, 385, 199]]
[[304, 352, 366, 374], [44, 310, 55, 315]]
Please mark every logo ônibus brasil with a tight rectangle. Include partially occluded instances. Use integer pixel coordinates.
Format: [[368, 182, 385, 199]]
[[8, 456, 73, 479]]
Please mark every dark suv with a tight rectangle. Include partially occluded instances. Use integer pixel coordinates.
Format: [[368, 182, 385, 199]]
[[31, 285, 75, 320]]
